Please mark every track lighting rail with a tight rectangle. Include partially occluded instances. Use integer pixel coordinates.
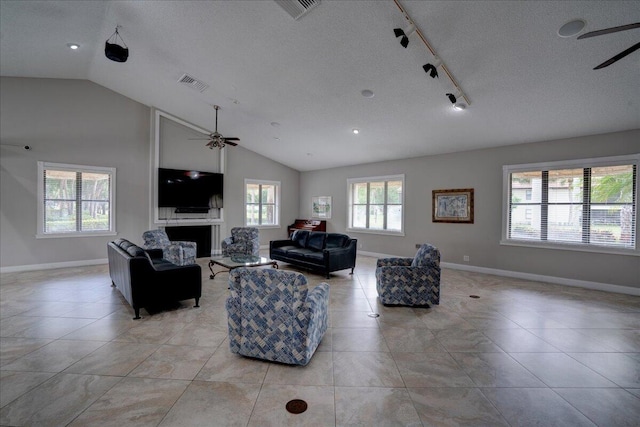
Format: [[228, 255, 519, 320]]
[[392, 0, 470, 106]]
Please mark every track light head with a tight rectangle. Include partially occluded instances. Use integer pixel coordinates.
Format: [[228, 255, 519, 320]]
[[393, 24, 415, 48], [446, 93, 457, 104], [422, 63, 439, 78]]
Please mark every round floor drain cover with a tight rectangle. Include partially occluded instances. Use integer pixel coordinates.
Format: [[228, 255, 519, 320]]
[[286, 399, 308, 414], [469, 295, 480, 299], [368, 313, 380, 318]]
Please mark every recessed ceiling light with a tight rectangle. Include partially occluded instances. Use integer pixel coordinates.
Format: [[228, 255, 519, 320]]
[[558, 19, 586, 37], [67, 43, 80, 50], [273, 136, 280, 140], [361, 89, 374, 98], [352, 129, 360, 134], [270, 122, 280, 127]]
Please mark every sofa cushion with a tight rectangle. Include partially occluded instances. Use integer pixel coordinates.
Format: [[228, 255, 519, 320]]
[[153, 259, 180, 271], [286, 248, 315, 261], [119, 240, 136, 251], [126, 245, 146, 257], [326, 233, 348, 249], [307, 232, 326, 251], [271, 245, 297, 257], [143, 250, 166, 266], [291, 230, 310, 248], [304, 251, 324, 262]]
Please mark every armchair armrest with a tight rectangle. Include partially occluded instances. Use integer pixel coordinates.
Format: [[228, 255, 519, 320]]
[[303, 282, 330, 346], [376, 257, 413, 267], [376, 265, 440, 282], [305, 282, 330, 312], [172, 240, 197, 250]]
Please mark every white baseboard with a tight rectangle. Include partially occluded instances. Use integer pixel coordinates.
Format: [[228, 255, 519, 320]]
[[3, 253, 637, 296], [358, 251, 639, 296], [440, 262, 640, 296], [0, 258, 108, 274]]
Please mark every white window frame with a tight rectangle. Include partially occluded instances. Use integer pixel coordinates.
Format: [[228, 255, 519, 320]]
[[37, 162, 116, 238], [244, 179, 280, 228], [501, 154, 639, 256], [347, 174, 405, 236]]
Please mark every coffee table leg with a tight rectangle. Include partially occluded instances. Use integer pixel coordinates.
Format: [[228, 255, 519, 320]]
[[208, 260, 215, 279], [211, 270, 229, 279]]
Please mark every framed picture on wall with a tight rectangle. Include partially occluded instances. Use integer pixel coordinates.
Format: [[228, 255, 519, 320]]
[[312, 196, 332, 219], [432, 188, 474, 223]]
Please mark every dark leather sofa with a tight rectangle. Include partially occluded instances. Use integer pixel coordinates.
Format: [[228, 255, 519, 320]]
[[107, 238, 201, 319], [270, 230, 357, 278]]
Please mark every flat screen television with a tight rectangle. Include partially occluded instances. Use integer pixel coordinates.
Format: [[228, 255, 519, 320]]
[[158, 168, 223, 210]]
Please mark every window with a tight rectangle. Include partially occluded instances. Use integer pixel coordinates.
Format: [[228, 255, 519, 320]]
[[37, 162, 116, 237], [347, 174, 404, 235], [245, 179, 280, 227], [503, 155, 638, 253]]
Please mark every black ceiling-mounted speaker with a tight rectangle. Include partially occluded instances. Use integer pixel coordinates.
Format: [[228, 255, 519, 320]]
[[105, 41, 128, 62], [105, 27, 129, 63]]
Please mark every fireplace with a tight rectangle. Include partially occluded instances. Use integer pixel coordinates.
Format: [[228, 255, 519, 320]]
[[165, 225, 216, 258]]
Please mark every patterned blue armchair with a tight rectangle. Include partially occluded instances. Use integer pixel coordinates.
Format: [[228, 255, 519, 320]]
[[375, 243, 441, 307], [142, 229, 197, 266], [226, 267, 329, 366], [222, 227, 260, 257]]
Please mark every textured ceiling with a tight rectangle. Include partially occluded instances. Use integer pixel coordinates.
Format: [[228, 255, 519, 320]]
[[1, 0, 639, 171]]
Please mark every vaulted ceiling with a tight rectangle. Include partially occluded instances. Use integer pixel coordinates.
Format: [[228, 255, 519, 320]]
[[1, 1, 639, 171]]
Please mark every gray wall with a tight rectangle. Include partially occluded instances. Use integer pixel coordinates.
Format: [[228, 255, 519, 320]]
[[1, 77, 150, 267], [225, 145, 300, 246], [300, 130, 639, 288], [152, 112, 300, 247], [2, 76, 637, 288], [0, 77, 299, 268]]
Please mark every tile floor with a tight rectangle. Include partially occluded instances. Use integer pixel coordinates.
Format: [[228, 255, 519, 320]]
[[1, 255, 639, 426]]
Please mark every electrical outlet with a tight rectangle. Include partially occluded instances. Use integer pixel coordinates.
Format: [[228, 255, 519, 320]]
[[463, 255, 470, 262], [359, 243, 363, 249], [415, 244, 421, 249]]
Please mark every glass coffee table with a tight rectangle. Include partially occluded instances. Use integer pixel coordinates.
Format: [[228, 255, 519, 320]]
[[208, 255, 278, 279]]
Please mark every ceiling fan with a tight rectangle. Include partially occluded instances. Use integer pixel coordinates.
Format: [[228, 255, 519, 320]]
[[189, 105, 240, 149], [577, 22, 640, 69]]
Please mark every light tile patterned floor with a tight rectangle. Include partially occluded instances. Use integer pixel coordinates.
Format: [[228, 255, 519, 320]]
[[1, 255, 639, 426]]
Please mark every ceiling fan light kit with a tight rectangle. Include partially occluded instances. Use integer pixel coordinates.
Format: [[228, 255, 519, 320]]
[[189, 105, 240, 150], [558, 19, 586, 37], [392, 0, 470, 108]]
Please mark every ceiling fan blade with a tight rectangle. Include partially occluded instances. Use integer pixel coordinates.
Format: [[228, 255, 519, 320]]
[[577, 22, 640, 39], [224, 141, 238, 146], [593, 41, 640, 69], [224, 137, 240, 141]]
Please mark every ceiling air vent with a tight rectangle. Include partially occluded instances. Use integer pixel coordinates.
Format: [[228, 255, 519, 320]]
[[274, 0, 320, 20], [177, 74, 209, 93]]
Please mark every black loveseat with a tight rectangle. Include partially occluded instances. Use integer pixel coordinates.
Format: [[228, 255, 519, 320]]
[[270, 230, 357, 278], [107, 238, 201, 319]]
